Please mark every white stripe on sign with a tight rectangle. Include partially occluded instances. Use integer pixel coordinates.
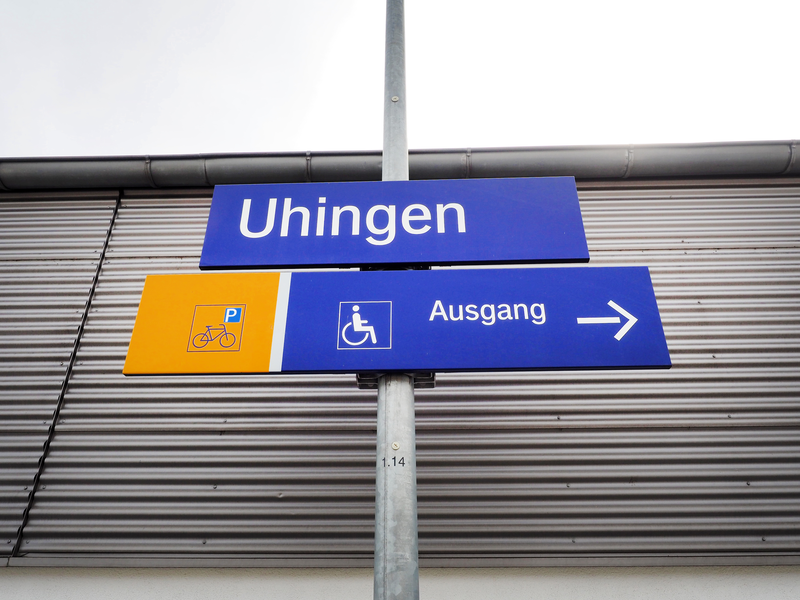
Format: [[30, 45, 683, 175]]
[[269, 272, 292, 372], [576, 317, 621, 324]]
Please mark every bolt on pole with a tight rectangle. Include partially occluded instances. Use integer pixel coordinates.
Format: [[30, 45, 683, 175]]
[[374, 2, 420, 600]]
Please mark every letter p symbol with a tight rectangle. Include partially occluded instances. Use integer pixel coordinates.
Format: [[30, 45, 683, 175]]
[[224, 307, 242, 323]]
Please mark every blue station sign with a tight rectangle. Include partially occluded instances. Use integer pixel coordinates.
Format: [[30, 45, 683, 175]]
[[199, 177, 589, 269], [124, 267, 671, 375]]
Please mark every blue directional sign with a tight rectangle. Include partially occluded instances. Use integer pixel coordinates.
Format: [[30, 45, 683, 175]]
[[200, 177, 589, 269], [124, 267, 670, 375], [280, 266, 670, 372]]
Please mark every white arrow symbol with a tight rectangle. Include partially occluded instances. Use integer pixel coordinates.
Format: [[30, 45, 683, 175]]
[[577, 300, 638, 340]]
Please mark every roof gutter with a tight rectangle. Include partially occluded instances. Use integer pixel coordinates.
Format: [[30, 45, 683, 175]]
[[0, 140, 797, 191]]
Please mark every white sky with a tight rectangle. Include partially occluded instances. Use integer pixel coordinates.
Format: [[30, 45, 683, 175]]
[[1, 0, 798, 158]]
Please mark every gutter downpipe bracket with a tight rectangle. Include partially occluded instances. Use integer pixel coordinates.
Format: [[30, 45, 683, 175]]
[[622, 146, 634, 179], [782, 140, 798, 175]]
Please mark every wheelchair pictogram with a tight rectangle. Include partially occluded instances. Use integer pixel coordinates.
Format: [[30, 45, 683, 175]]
[[341, 305, 377, 346], [338, 301, 392, 350]]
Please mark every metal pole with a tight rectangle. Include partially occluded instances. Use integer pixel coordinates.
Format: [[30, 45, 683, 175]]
[[374, 374, 419, 600], [375, 2, 419, 600], [382, 0, 409, 182]]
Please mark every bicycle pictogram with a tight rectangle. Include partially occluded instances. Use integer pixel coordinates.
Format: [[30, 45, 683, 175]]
[[192, 323, 237, 349], [187, 304, 246, 353]]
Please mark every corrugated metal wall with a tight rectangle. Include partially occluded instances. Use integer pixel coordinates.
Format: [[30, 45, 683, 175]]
[[4, 183, 800, 566], [0, 195, 116, 558]]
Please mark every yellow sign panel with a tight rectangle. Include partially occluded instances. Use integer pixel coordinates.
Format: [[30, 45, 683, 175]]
[[123, 272, 289, 375]]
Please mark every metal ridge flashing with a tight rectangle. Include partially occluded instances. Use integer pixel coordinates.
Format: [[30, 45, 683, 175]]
[[0, 140, 798, 191]]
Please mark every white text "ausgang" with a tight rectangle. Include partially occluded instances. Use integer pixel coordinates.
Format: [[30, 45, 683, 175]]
[[429, 301, 546, 326]]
